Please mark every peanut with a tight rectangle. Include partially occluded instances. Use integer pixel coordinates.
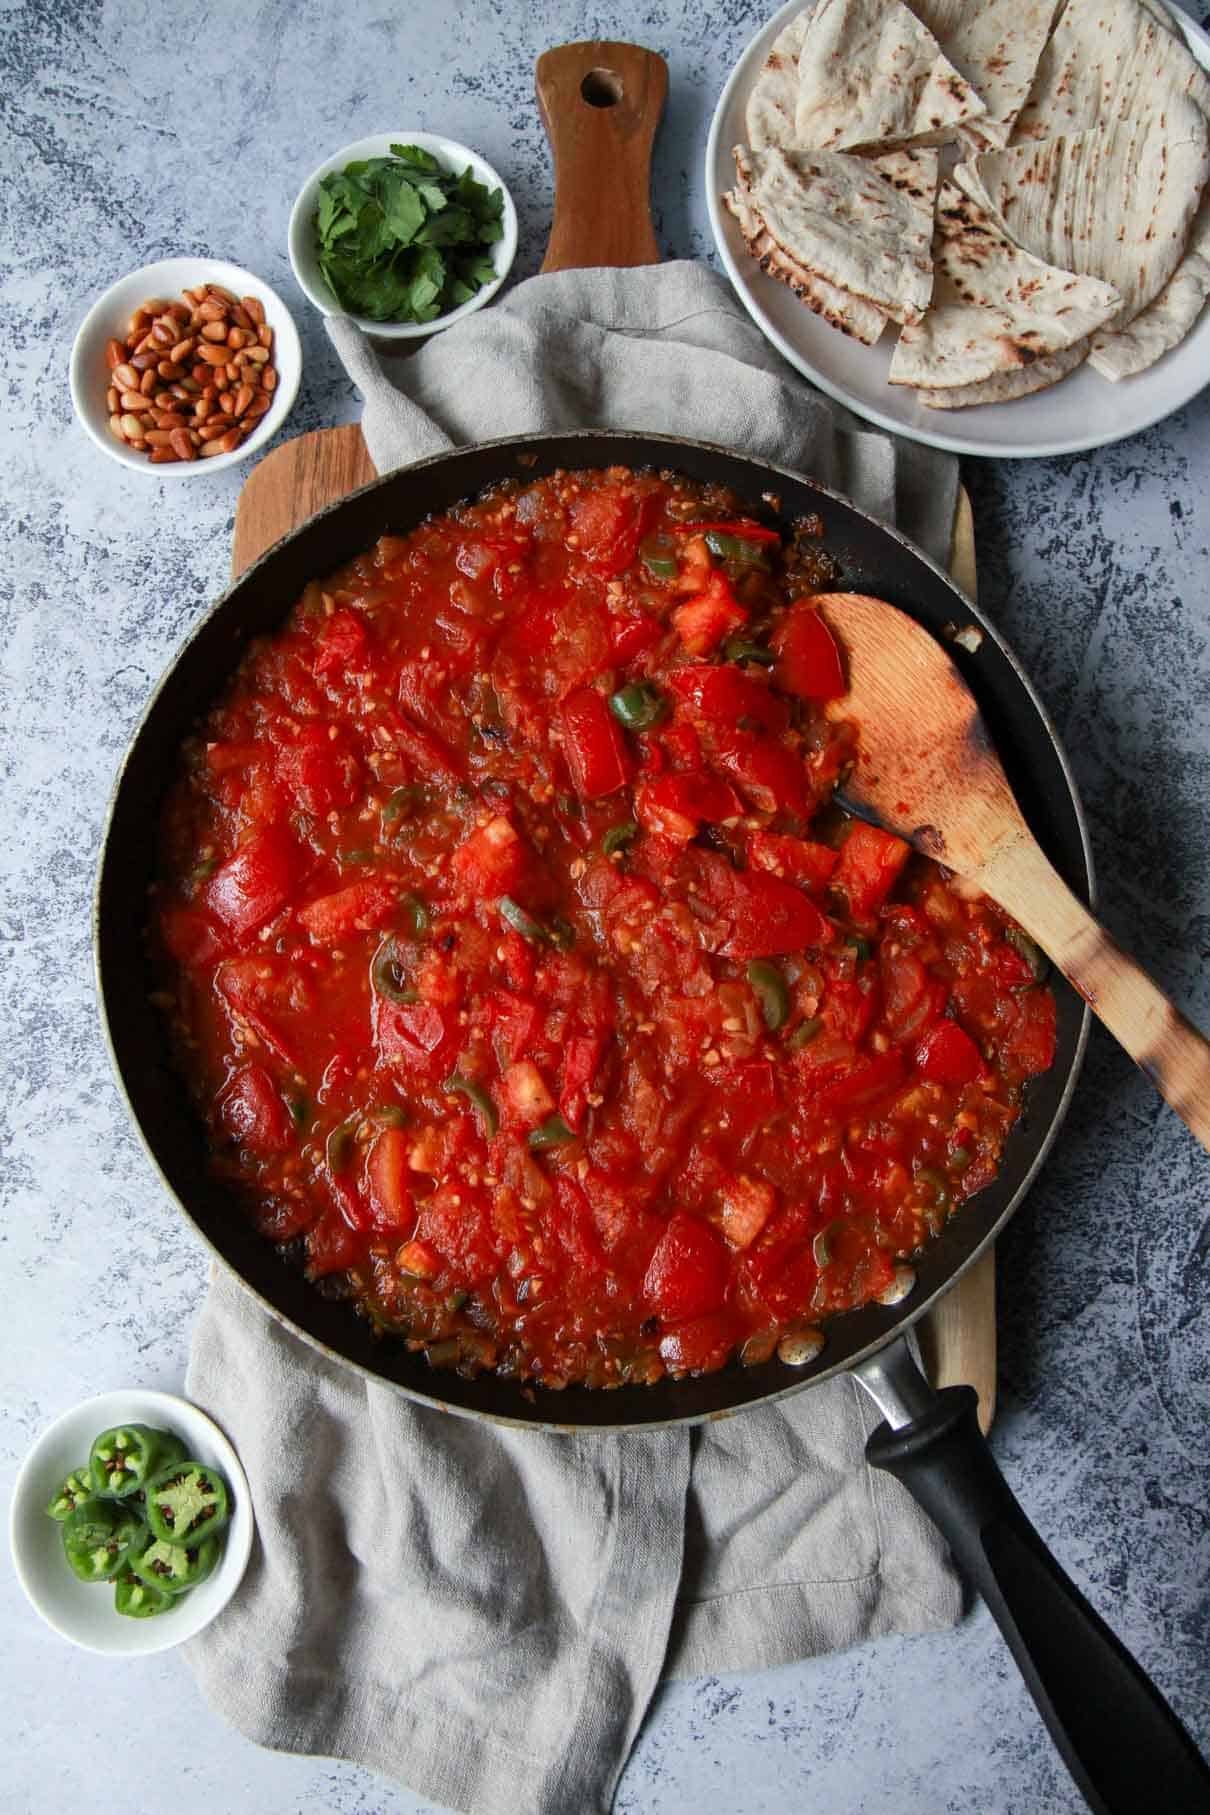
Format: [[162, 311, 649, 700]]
[[100, 276, 279, 463]]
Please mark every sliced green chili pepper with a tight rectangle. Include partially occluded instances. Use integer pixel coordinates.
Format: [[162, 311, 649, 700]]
[[527, 1115, 576, 1150], [1006, 926, 1050, 984], [846, 935, 873, 962], [500, 896, 548, 944], [114, 1568, 175, 1619], [145, 1460, 230, 1545], [548, 915, 576, 951], [812, 1222, 840, 1269], [371, 1103, 408, 1129], [131, 1532, 220, 1595], [88, 1425, 181, 1500], [382, 784, 420, 824], [747, 960, 790, 1031], [425, 1338, 463, 1368], [639, 537, 678, 580], [444, 1072, 499, 1138], [46, 1466, 95, 1522], [723, 637, 776, 667], [371, 934, 418, 1005], [788, 1015, 823, 1049], [326, 1120, 358, 1174], [401, 892, 430, 937], [704, 530, 771, 567], [603, 820, 639, 857], [339, 846, 374, 864], [608, 682, 668, 730], [61, 1500, 147, 1583], [287, 1096, 310, 1131], [556, 792, 582, 818]]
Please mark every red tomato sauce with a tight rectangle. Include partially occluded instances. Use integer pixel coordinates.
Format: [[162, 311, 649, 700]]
[[154, 467, 1056, 1388]]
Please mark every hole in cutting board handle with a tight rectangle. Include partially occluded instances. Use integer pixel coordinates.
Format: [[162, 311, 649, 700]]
[[581, 67, 623, 106]]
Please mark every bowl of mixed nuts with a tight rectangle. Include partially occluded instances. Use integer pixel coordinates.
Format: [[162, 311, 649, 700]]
[[69, 256, 301, 476]]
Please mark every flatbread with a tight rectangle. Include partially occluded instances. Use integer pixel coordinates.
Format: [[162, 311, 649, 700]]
[[746, 12, 810, 153], [944, 0, 1061, 150], [889, 180, 1122, 388], [954, 100, 1209, 330], [1089, 190, 1210, 377], [1012, 0, 1210, 142], [723, 181, 890, 343], [793, 0, 988, 151], [917, 339, 1089, 406], [733, 142, 937, 324]]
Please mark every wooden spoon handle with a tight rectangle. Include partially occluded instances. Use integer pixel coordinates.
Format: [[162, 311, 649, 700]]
[[536, 42, 668, 273], [980, 837, 1210, 1152]]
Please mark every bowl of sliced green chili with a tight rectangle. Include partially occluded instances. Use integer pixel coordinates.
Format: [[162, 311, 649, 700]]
[[9, 1388, 253, 1655]]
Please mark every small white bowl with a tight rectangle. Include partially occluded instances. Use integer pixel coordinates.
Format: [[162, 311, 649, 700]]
[[10, 1389, 254, 1656], [69, 256, 301, 477], [288, 131, 518, 338]]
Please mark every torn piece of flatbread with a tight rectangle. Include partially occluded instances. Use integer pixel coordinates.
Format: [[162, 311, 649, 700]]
[[889, 181, 1122, 388], [723, 181, 890, 343], [1089, 190, 1210, 377], [943, 0, 1062, 150], [917, 339, 1089, 407], [746, 11, 810, 153], [1012, 0, 1210, 142], [793, 0, 988, 151], [733, 142, 937, 324], [954, 101, 1209, 331]]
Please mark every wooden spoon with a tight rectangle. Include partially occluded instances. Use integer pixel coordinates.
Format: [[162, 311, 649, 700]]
[[815, 591, 1210, 1153]]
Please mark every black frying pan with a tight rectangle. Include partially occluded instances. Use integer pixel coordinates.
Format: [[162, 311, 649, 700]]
[[95, 432, 1209, 1812]]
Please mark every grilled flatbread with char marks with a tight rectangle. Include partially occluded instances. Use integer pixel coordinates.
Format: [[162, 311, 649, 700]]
[[917, 338, 1089, 407], [723, 181, 890, 343], [793, 0, 988, 151], [889, 180, 1122, 388]]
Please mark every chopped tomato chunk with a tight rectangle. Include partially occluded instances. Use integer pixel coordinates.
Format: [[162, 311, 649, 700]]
[[672, 573, 747, 655], [832, 821, 911, 921], [560, 688, 632, 801], [643, 1215, 731, 1322], [367, 1127, 414, 1231], [220, 1065, 293, 1154], [299, 879, 398, 942], [916, 1019, 984, 1085], [635, 771, 745, 841], [451, 816, 527, 898], [204, 825, 303, 938], [772, 603, 846, 700]]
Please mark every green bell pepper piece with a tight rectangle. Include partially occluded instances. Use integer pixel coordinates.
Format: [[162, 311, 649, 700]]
[[62, 1500, 147, 1583], [46, 1465, 94, 1522], [88, 1424, 183, 1500], [114, 1568, 176, 1619], [145, 1459, 231, 1545]]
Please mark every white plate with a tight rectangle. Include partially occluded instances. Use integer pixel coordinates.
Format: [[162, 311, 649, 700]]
[[705, 0, 1210, 458], [9, 1389, 254, 1656], [287, 131, 518, 339]]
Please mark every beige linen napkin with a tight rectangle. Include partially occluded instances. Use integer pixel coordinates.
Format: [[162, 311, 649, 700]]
[[185, 260, 962, 1815]]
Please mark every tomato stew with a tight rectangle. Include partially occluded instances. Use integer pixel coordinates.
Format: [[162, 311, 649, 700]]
[[154, 467, 1056, 1388]]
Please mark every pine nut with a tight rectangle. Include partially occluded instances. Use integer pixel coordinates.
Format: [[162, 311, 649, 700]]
[[100, 276, 278, 463]]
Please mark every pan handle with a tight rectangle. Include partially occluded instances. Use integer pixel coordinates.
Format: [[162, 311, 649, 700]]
[[856, 1341, 1210, 1815]]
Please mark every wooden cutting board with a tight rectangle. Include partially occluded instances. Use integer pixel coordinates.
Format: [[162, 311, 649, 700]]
[[232, 41, 995, 1428]]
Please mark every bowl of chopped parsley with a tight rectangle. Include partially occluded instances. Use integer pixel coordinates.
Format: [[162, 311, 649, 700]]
[[288, 132, 518, 337]]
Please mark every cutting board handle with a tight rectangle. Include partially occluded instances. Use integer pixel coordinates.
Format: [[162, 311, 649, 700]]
[[536, 41, 668, 272]]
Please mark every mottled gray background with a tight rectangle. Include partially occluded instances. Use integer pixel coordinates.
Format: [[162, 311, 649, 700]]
[[2, 0, 1208, 1810]]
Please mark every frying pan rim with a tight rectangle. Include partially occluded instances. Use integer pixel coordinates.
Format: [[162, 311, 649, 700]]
[[93, 427, 1094, 1433]]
